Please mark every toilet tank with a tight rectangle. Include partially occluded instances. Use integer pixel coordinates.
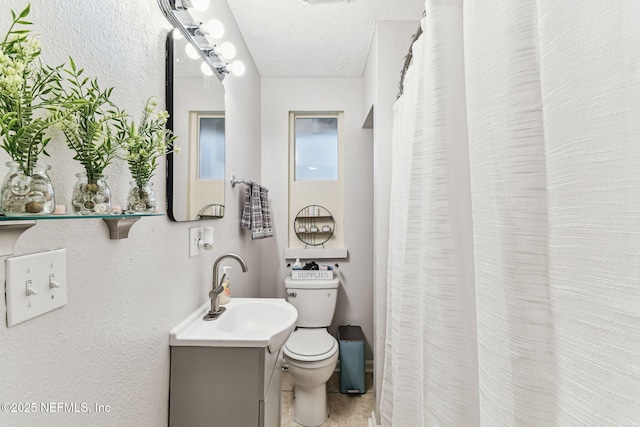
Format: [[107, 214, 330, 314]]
[[285, 277, 339, 327]]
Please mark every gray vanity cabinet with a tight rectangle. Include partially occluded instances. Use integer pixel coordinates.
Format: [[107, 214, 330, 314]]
[[169, 346, 283, 427]]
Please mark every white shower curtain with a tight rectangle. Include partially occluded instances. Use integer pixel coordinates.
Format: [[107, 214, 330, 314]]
[[381, 1, 640, 426]]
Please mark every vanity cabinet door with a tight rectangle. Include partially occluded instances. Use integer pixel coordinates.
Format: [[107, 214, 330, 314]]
[[169, 346, 262, 427], [170, 346, 285, 427]]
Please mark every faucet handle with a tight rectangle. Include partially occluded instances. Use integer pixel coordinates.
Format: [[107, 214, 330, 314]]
[[218, 273, 227, 287]]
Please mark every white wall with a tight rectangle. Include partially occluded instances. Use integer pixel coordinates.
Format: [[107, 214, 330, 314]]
[[362, 31, 378, 127], [0, 1, 261, 426], [260, 78, 375, 359]]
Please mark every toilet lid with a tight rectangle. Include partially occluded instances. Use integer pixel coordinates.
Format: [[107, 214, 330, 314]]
[[284, 329, 337, 358]]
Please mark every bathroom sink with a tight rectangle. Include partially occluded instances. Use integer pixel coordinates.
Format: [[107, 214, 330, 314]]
[[170, 298, 298, 353]]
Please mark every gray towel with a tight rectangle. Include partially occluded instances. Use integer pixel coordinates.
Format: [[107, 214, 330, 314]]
[[250, 183, 264, 240], [260, 186, 273, 238], [240, 182, 273, 240], [240, 183, 252, 229]]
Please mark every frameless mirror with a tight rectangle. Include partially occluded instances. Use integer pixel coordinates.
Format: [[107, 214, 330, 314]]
[[166, 33, 226, 222]]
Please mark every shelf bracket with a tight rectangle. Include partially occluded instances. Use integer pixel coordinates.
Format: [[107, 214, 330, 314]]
[[0, 220, 36, 257], [103, 216, 141, 240]]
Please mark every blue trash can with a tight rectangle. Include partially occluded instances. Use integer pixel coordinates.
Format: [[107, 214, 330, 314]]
[[338, 325, 366, 394]]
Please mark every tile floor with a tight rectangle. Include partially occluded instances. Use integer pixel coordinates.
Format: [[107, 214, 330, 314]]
[[281, 371, 374, 427]]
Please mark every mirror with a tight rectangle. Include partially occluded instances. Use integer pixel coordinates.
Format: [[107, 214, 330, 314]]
[[166, 33, 226, 222]]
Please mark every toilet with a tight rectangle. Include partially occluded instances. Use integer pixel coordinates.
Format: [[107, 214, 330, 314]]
[[283, 276, 340, 427]]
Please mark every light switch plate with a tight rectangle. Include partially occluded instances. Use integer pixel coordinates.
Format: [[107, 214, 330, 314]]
[[5, 248, 67, 327]]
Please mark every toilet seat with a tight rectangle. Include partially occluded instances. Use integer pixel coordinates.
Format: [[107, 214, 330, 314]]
[[284, 329, 338, 362]]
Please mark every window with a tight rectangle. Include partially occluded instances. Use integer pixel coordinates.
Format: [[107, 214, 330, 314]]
[[198, 116, 225, 180], [294, 117, 338, 181], [288, 112, 345, 254], [187, 112, 225, 219]]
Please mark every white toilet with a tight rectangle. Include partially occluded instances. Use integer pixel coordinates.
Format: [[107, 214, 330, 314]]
[[283, 276, 340, 427]]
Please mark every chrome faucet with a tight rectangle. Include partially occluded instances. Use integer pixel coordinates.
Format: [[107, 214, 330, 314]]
[[203, 252, 248, 321]]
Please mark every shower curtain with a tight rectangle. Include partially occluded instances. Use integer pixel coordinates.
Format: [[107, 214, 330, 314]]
[[380, 1, 640, 426]]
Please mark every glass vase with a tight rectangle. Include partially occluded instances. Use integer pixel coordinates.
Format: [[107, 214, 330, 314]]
[[1, 161, 55, 216], [71, 173, 111, 214], [127, 181, 156, 213]]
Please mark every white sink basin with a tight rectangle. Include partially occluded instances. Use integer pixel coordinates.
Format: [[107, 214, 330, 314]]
[[170, 298, 298, 353]]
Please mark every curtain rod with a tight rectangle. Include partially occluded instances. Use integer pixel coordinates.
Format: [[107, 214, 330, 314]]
[[397, 12, 425, 100]]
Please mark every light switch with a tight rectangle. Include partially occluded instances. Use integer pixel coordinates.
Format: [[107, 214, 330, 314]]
[[5, 248, 67, 327]]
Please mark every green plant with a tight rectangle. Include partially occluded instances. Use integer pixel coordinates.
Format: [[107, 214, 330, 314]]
[[117, 97, 177, 187], [59, 58, 122, 183], [0, 5, 67, 174]]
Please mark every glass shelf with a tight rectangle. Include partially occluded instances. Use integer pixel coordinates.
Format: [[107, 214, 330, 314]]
[[0, 213, 165, 256], [0, 213, 163, 221]]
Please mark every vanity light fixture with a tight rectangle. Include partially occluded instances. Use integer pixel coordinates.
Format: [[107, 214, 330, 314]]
[[189, 0, 210, 11], [184, 43, 200, 60], [183, 22, 205, 37], [158, 0, 228, 80], [206, 19, 225, 39], [218, 41, 236, 60], [227, 60, 246, 76], [200, 61, 214, 76], [173, 0, 210, 11], [199, 45, 244, 75]]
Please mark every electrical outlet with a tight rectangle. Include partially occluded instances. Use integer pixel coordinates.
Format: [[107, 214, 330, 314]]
[[189, 227, 204, 257], [5, 248, 67, 327]]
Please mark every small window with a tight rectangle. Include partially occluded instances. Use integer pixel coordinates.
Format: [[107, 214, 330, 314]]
[[294, 117, 338, 181], [198, 116, 225, 180], [288, 112, 344, 253], [187, 112, 225, 219]]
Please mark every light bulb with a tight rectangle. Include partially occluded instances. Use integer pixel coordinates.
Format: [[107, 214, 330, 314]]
[[185, 44, 200, 60], [219, 42, 236, 60], [206, 19, 225, 39], [200, 62, 214, 76], [229, 60, 246, 76], [191, 0, 210, 11]]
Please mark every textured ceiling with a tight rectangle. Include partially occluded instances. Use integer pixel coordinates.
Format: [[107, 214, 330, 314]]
[[224, 0, 425, 77]]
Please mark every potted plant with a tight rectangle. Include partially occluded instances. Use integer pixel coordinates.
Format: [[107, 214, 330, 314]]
[[0, 5, 69, 215], [116, 97, 177, 213], [59, 59, 123, 214]]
